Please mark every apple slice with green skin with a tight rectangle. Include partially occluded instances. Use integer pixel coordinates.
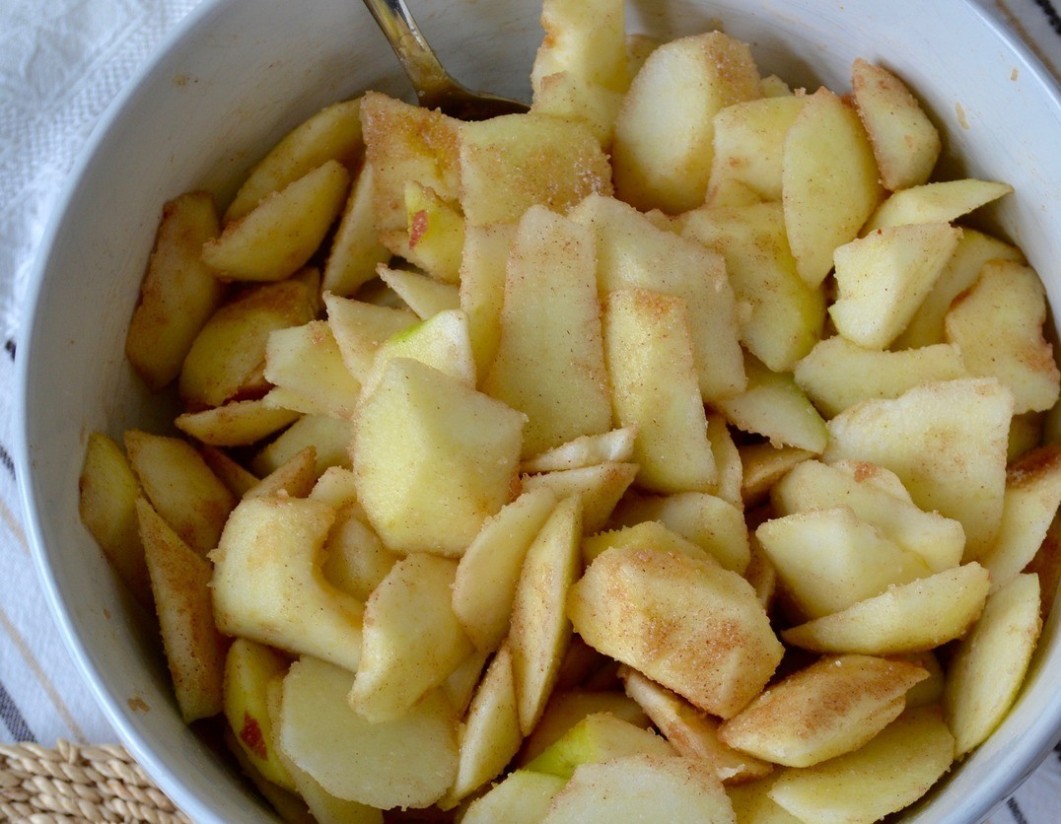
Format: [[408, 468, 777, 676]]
[[461, 769, 567, 824], [352, 357, 525, 556], [222, 638, 295, 791], [360, 91, 460, 237], [360, 308, 476, 398], [401, 180, 465, 283], [279, 656, 458, 810], [525, 711, 674, 780], [542, 753, 736, 824], [520, 689, 651, 765], [324, 292, 418, 381]]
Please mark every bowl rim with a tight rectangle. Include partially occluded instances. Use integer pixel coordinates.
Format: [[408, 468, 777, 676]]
[[13, 2, 249, 819], [12, 1, 1061, 823]]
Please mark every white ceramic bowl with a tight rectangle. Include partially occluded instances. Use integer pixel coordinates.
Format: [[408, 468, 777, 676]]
[[16, 1, 1061, 821]]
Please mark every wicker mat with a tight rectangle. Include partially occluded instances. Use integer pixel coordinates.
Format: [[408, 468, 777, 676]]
[[0, 741, 189, 823]]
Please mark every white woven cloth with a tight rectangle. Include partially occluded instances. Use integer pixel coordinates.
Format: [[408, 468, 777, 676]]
[[1, 1, 1060, 822]]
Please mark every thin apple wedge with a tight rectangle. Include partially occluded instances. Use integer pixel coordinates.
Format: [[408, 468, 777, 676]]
[[718, 655, 928, 767], [767, 706, 955, 824], [444, 643, 523, 806], [481, 204, 612, 457], [781, 563, 990, 655], [510, 495, 584, 734], [851, 59, 940, 191], [863, 178, 1012, 232], [137, 498, 225, 723], [944, 573, 1043, 756], [621, 666, 773, 783], [452, 487, 559, 653], [542, 753, 736, 824], [782, 87, 882, 288]]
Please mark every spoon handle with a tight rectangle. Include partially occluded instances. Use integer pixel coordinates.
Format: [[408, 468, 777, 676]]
[[360, 0, 456, 105]]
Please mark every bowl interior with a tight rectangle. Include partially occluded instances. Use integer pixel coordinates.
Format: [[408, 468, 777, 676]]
[[16, 1, 1061, 821]]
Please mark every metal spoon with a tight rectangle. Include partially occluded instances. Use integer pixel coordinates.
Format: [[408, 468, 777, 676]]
[[361, 0, 529, 120]]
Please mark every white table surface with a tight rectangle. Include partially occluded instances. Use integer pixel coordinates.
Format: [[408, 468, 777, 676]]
[[1, 1, 1060, 822]]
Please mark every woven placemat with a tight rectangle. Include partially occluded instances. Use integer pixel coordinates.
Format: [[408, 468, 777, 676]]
[[0, 741, 189, 823]]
